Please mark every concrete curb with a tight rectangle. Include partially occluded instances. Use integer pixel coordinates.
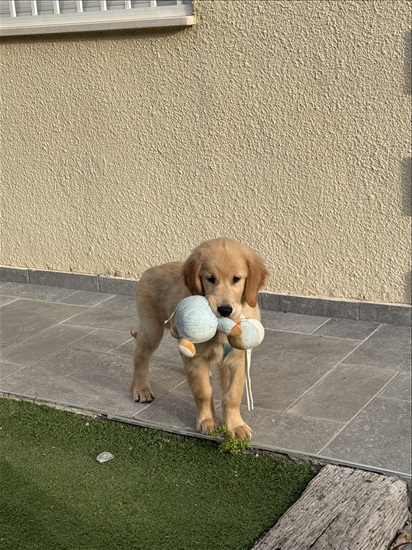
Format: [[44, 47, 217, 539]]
[[1, 265, 410, 326]]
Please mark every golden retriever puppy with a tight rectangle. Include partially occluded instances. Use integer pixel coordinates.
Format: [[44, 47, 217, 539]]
[[131, 237, 268, 439]]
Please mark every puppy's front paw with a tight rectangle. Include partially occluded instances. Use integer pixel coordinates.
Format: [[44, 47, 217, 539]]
[[228, 423, 252, 440], [132, 385, 154, 403], [197, 417, 218, 435]]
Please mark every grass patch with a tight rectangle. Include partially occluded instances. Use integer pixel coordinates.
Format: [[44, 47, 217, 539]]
[[0, 398, 314, 550], [210, 425, 252, 455]]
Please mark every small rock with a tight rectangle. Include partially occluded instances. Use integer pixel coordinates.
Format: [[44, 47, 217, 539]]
[[96, 452, 114, 463]]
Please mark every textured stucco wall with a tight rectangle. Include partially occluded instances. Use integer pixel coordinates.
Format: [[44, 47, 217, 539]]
[[1, 0, 411, 304]]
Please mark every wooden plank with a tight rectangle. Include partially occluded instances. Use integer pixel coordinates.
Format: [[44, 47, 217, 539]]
[[253, 464, 409, 550]]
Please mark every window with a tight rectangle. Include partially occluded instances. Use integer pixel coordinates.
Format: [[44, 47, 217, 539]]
[[0, 0, 195, 36]]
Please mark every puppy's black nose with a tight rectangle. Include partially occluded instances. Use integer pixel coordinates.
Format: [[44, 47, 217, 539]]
[[217, 305, 233, 317]]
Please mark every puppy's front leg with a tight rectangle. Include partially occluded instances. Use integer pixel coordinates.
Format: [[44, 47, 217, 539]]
[[219, 349, 252, 439], [183, 356, 217, 434]]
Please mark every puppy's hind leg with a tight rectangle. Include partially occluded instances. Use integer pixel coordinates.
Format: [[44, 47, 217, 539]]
[[131, 318, 163, 403]]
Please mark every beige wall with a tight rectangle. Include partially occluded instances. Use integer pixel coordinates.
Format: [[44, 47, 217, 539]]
[[1, 0, 411, 304]]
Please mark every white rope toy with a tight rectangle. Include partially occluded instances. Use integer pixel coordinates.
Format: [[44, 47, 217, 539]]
[[245, 349, 254, 411]]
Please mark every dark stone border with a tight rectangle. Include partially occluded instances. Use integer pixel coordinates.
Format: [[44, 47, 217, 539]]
[[0, 267, 135, 296], [1, 266, 410, 326], [258, 292, 411, 327]]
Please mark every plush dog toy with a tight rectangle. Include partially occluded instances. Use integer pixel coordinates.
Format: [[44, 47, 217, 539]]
[[170, 295, 265, 358]]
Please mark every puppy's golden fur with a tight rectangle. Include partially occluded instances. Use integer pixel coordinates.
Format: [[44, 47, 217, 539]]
[[131, 237, 268, 439]]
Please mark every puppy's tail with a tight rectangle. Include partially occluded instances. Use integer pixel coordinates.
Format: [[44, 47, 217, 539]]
[[131, 330, 138, 339]]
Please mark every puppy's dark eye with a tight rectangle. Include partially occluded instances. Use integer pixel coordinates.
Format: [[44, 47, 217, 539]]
[[206, 275, 216, 284], [233, 276, 241, 284]]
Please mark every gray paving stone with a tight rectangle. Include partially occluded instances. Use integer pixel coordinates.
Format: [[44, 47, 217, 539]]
[[114, 338, 135, 357], [70, 329, 133, 354], [1, 347, 187, 418], [1, 324, 94, 366], [0, 295, 19, 307], [0, 349, 137, 417], [164, 366, 275, 408], [100, 294, 137, 314], [0, 299, 86, 347], [152, 331, 185, 364], [260, 310, 328, 334], [240, 406, 345, 454], [0, 361, 25, 379], [62, 296, 136, 333], [380, 373, 411, 402], [58, 290, 115, 307], [248, 330, 359, 410], [0, 283, 76, 302], [313, 318, 381, 340], [248, 370, 325, 412], [255, 330, 361, 373], [40, 376, 139, 419], [321, 396, 411, 474], [344, 324, 411, 372], [113, 327, 183, 366], [169, 371, 223, 400], [134, 391, 213, 434], [0, 363, 55, 398], [287, 364, 397, 422]]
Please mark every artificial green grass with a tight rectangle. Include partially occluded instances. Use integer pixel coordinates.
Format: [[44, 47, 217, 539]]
[[0, 398, 314, 550]]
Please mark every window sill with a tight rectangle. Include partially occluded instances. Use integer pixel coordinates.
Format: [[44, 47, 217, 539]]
[[0, 7, 195, 37]]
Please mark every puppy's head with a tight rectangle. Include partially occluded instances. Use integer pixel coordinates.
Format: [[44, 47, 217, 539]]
[[183, 238, 268, 317]]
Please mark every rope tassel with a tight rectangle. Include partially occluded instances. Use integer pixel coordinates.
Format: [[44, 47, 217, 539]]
[[245, 349, 254, 411]]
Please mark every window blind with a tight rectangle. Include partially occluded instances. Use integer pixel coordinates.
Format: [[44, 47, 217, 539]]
[[0, 0, 194, 36]]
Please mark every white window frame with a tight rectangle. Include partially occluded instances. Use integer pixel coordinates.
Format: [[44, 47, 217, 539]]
[[0, 1, 195, 37]]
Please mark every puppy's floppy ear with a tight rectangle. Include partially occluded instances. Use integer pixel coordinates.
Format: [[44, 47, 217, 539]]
[[183, 251, 204, 295], [244, 253, 268, 308]]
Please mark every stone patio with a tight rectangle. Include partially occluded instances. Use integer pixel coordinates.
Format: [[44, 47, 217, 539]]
[[1, 281, 411, 479]]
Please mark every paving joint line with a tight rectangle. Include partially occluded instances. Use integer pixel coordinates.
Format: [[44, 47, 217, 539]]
[[316, 370, 402, 455], [283, 323, 384, 413], [310, 317, 332, 334]]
